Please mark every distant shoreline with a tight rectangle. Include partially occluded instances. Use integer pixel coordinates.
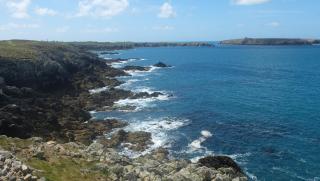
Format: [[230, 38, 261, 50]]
[[220, 38, 320, 46]]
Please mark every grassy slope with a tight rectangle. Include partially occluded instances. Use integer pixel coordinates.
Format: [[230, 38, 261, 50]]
[[0, 136, 107, 181]]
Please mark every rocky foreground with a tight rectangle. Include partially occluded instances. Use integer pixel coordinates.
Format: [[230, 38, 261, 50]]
[[0, 40, 247, 180], [0, 136, 246, 181]]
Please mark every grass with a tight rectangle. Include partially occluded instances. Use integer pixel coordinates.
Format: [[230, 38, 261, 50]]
[[0, 136, 109, 181], [0, 40, 38, 59], [0, 135, 33, 150], [0, 40, 76, 60], [28, 158, 106, 181]]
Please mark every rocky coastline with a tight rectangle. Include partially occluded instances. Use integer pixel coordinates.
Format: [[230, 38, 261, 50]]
[[0, 40, 247, 180]]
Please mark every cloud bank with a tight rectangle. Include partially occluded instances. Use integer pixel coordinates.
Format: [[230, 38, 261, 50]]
[[6, 0, 31, 18], [76, 0, 129, 18]]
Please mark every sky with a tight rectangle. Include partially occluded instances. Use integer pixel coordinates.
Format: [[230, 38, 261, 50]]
[[0, 0, 319, 42]]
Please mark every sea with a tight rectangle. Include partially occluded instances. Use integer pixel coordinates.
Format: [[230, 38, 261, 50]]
[[92, 45, 320, 181]]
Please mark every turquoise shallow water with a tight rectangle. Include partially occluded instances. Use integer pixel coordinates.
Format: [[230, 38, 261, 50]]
[[94, 45, 320, 181]]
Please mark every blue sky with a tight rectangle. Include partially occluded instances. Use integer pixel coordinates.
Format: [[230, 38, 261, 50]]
[[0, 0, 319, 41]]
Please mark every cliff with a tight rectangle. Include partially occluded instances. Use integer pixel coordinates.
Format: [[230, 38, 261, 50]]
[[220, 38, 320, 45]]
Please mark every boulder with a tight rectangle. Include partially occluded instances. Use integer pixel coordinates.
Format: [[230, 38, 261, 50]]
[[3, 86, 22, 97], [198, 156, 243, 173]]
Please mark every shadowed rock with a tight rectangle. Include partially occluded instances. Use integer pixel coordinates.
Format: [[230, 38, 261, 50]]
[[122, 66, 151, 71], [153, 62, 171, 68], [198, 156, 243, 173]]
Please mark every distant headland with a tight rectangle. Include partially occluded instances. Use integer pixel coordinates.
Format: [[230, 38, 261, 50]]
[[220, 38, 320, 46]]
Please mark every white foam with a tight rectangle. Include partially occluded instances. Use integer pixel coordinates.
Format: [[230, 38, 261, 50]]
[[120, 117, 190, 158], [89, 86, 109, 94], [201, 130, 213, 138], [124, 66, 160, 77], [188, 130, 213, 150], [108, 58, 143, 68], [116, 79, 140, 90], [114, 92, 171, 112], [89, 110, 97, 114]]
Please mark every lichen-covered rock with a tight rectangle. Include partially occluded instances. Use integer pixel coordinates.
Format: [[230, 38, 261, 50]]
[[0, 136, 247, 181], [0, 150, 37, 181]]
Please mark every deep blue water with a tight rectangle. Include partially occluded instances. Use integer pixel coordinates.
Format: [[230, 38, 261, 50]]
[[94, 46, 320, 181]]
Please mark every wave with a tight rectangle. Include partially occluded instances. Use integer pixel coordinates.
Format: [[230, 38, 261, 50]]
[[188, 130, 213, 150], [115, 79, 140, 90], [107, 58, 143, 68], [120, 117, 190, 158], [113, 92, 171, 112], [124, 66, 161, 76]]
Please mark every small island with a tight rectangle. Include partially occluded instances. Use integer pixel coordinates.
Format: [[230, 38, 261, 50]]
[[220, 38, 320, 46]]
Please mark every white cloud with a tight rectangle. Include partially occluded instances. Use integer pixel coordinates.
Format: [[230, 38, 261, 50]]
[[158, 2, 176, 18], [153, 25, 174, 31], [56, 26, 69, 33], [84, 27, 118, 33], [76, 0, 129, 18], [35, 7, 58, 16], [232, 0, 270, 5], [0, 23, 39, 31], [6, 0, 31, 19], [266, 21, 280, 27]]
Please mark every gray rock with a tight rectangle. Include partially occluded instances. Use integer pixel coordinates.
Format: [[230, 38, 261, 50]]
[[37, 177, 46, 181], [0, 151, 12, 160], [24, 174, 32, 181], [124, 172, 137, 181], [21, 164, 29, 173], [9, 176, 16, 181]]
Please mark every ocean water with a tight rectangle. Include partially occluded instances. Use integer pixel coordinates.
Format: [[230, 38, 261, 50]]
[[93, 45, 320, 181]]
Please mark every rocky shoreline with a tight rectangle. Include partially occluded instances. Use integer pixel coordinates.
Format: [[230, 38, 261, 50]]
[[0, 40, 247, 180]]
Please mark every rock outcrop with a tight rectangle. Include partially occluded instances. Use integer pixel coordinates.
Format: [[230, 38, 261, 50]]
[[122, 66, 151, 72], [0, 40, 127, 143], [153, 62, 171, 68]]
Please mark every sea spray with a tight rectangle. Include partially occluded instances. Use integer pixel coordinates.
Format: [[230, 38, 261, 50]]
[[119, 117, 190, 158]]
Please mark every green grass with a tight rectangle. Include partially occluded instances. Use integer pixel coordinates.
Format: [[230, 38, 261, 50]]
[[28, 158, 106, 181], [0, 135, 33, 150], [0, 40, 38, 59], [0, 136, 109, 181], [0, 40, 76, 60]]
